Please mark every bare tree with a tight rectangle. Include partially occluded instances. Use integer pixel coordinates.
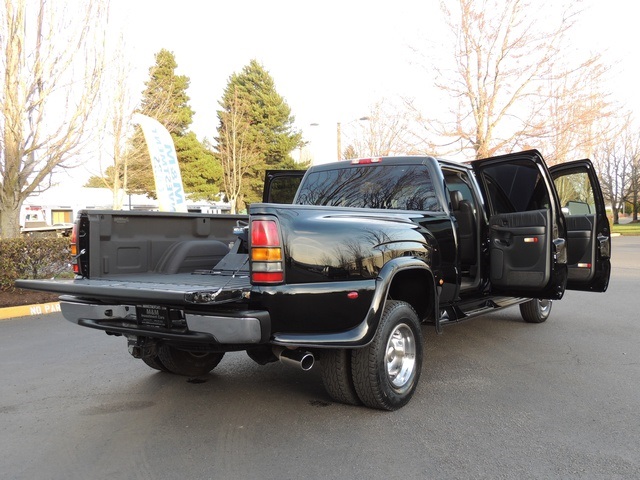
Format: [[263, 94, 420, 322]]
[[90, 38, 178, 209], [0, 0, 107, 237], [347, 99, 415, 158], [594, 117, 638, 224], [631, 132, 640, 223], [407, 0, 604, 160], [541, 58, 612, 165], [88, 33, 133, 210], [620, 120, 639, 223], [217, 87, 261, 214]]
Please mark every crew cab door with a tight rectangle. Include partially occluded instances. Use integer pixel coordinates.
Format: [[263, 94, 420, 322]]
[[263, 170, 306, 203], [471, 150, 567, 299], [549, 160, 611, 292]]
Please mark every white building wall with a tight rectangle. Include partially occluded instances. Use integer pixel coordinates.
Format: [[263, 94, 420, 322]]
[[20, 186, 229, 228]]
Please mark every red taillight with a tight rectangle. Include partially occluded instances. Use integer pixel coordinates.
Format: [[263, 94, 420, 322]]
[[252, 272, 284, 283], [250, 219, 284, 284], [251, 220, 280, 246], [71, 224, 79, 274]]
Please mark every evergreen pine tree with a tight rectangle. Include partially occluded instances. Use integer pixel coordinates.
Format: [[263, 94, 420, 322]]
[[216, 59, 302, 210], [127, 49, 221, 199]]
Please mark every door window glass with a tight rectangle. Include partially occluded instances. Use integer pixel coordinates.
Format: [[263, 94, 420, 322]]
[[481, 160, 550, 214], [553, 172, 595, 215], [267, 176, 303, 204]]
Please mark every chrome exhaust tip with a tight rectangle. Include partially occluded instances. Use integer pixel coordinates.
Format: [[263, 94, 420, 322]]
[[274, 347, 315, 371]]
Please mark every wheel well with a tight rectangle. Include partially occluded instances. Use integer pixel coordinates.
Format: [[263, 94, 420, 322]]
[[387, 268, 435, 322]]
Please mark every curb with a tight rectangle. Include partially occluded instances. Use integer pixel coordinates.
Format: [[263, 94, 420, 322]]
[[0, 302, 61, 321]]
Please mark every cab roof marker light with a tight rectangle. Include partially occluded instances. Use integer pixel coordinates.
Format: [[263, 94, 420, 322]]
[[350, 157, 382, 165]]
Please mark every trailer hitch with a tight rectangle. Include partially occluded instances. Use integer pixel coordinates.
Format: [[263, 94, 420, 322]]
[[127, 337, 158, 359]]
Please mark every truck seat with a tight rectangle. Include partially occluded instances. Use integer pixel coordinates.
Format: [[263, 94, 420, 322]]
[[450, 190, 476, 267]]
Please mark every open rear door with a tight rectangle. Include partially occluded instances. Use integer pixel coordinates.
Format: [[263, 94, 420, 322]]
[[263, 170, 306, 204], [549, 160, 611, 292], [471, 150, 568, 299]]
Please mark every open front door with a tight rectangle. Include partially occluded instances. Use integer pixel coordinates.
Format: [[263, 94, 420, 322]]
[[263, 170, 306, 204], [550, 160, 611, 292], [471, 150, 568, 299]]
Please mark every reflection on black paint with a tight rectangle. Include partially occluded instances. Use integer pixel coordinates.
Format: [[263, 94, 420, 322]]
[[289, 223, 432, 283]]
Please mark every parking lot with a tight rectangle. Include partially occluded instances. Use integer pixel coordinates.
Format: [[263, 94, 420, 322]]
[[1, 236, 639, 479]]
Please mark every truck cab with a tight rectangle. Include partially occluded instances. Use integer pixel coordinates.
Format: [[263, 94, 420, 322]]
[[267, 150, 611, 306]]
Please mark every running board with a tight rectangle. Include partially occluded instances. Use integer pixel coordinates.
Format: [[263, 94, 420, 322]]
[[436, 296, 527, 333]]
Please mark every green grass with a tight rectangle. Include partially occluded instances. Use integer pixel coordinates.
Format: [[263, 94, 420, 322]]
[[612, 222, 640, 236]]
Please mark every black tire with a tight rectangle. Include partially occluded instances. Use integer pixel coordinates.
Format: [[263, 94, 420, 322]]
[[351, 300, 423, 411], [520, 298, 552, 323], [320, 349, 361, 406], [157, 345, 224, 376], [141, 355, 171, 372]]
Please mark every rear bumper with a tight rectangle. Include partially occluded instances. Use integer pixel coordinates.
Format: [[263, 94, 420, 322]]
[[60, 300, 271, 345]]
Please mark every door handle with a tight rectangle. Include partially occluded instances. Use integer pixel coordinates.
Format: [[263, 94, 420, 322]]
[[597, 234, 611, 259]]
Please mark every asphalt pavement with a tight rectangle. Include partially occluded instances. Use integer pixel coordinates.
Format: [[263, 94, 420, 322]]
[[1, 236, 638, 479]]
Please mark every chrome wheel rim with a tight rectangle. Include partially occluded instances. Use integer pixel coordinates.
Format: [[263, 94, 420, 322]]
[[538, 299, 552, 316], [385, 323, 416, 389]]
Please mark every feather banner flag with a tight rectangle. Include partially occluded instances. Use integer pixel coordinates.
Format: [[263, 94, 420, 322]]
[[133, 114, 188, 212]]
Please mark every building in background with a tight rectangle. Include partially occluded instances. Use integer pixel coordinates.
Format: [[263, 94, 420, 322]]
[[20, 186, 230, 236]]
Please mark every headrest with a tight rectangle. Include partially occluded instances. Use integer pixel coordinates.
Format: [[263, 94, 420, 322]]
[[449, 190, 463, 210]]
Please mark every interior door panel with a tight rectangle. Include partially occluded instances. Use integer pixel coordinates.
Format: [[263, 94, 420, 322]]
[[489, 209, 551, 289], [549, 160, 611, 292], [470, 151, 610, 297], [565, 214, 596, 282], [470, 150, 567, 298]]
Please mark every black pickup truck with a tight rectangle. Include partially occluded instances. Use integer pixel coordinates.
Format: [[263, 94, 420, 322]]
[[17, 150, 611, 410]]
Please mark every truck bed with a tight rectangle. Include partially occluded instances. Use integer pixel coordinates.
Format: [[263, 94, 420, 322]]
[[15, 209, 255, 306]]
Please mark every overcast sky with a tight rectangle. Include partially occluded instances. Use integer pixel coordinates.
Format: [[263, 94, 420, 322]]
[[104, 0, 639, 166]]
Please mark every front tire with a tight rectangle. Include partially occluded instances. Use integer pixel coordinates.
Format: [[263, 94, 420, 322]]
[[520, 298, 552, 323], [157, 345, 224, 376], [351, 300, 423, 411]]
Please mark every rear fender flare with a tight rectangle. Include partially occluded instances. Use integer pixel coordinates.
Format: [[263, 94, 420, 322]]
[[374, 257, 438, 328], [272, 257, 437, 348]]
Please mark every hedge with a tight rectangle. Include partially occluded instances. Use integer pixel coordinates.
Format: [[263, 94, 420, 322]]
[[0, 237, 71, 290]]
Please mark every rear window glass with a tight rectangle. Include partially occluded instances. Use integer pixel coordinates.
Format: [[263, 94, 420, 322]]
[[294, 164, 441, 211]]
